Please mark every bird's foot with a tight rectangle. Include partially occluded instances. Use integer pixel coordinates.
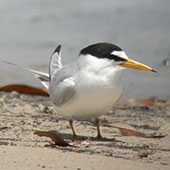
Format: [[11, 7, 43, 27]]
[[95, 134, 104, 140], [92, 134, 115, 141]]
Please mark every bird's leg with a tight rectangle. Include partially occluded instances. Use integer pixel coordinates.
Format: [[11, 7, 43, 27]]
[[95, 118, 103, 139], [69, 120, 85, 140], [69, 119, 83, 140], [69, 119, 77, 137]]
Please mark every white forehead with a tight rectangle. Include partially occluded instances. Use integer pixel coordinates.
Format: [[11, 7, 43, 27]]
[[111, 51, 128, 60]]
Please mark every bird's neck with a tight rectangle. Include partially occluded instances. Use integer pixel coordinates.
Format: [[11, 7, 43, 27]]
[[77, 54, 123, 77], [78, 54, 111, 69]]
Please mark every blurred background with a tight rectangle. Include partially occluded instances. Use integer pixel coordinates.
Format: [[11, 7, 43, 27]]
[[0, 0, 170, 99]]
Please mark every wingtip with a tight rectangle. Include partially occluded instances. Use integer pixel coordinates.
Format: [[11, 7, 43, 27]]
[[53, 45, 61, 54]]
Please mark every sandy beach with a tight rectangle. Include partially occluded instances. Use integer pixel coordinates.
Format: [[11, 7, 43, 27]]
[[0, 0, 170, 169], [0, 91, 169, 170]]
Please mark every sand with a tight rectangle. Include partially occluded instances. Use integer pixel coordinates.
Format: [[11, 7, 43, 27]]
[[0, 91, 170, 170]]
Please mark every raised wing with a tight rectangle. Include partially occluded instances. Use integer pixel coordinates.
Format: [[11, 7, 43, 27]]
[[49, 45, 62, 80]]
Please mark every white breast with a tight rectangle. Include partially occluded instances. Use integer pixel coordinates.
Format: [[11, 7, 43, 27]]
[[54, 55, 123, 120]]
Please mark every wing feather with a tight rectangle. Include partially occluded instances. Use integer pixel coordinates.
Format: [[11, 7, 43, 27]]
[[49, 66, 76, 106], [49, 45, 62, 80]]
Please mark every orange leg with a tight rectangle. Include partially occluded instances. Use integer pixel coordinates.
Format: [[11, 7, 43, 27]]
[[69, 120, 86, 140], [69, 120, 77, 137], [95, 118, 103, 139]]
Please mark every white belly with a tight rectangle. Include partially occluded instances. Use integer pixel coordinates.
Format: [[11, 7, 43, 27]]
[[52, 57, 124, 120], [54, 85, 123, 120]]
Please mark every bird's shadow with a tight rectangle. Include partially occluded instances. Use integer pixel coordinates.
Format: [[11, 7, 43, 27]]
[[50, 130, 123, 143]]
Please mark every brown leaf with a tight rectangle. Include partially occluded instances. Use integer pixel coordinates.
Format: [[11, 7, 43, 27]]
[[135, 98, 156, 107], [34, 131, 71, 147], [116, 126, 146, 137], [103, 124, 147, 137], [119, 127, 146, 137], [135, 98, 167, 107], [119, 98, 166, 107], [105, 124, 165, 138], [0, 84, 48, 96]]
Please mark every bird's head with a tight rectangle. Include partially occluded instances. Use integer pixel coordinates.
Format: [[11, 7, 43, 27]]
[[80, 42, 156, 72]]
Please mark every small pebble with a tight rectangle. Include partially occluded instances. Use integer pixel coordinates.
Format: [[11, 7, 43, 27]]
[[24, 104, 35, 113], [163, 59, 170, 66], [38, 104, 47, 112], [10, 91, 20, 98], [161, 162, 168, 165], [0, 98, 5, 108], [137, 150, 149, 158], [63, 122, 70, 129], [48, 106, 57, 114]]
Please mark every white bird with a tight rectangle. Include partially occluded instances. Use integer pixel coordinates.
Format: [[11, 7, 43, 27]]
[[3, 42, 155, 139]]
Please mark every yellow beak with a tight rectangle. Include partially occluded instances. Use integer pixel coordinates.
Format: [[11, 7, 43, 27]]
[[120, 59, 156, 72]]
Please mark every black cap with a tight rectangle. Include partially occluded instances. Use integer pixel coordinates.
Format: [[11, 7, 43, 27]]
[[79, 42, 127, 62]]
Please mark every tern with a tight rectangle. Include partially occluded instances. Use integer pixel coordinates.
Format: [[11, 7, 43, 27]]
[[3, 42, 156, 139]]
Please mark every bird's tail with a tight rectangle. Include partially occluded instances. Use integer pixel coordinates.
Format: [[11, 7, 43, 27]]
[[1, 60, 50, 90], [1, 45, 63, 90]]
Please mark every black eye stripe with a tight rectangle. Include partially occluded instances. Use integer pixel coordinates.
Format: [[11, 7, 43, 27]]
[[111, 55, 127, 62], [102, 54, 127, 62]]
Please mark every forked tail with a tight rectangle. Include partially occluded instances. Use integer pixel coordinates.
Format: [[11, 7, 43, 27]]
[[1, 45, 63, 90]]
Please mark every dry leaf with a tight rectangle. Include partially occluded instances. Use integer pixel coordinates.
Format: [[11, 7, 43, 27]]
[[135, 98, 156, 107], [113, 125, 146, 137], [0, 84, 48, 96], [34, 131, 71, 147], [119, 98, 166, 107], [104, 124, 165, 138]]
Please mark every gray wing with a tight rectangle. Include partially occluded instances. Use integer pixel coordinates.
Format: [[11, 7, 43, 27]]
[[49, 66, 76, 106]]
